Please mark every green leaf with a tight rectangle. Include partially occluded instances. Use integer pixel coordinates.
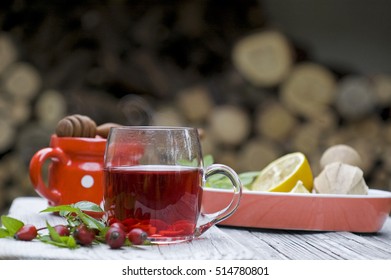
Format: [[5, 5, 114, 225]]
[[46, 222, 62, 243], [205, 171, 260, 190], [177, 155, 214, 168], [38, 235, 78, 249], [73, 201, 103, 212], [0, 228, 10, 238], [1, 216, 24, 236], [203, 154, 214, 167], [40, 205, 78, 214], [124, 238, 133, 247], [239, 171, 260, 188], [100, 226, 109, 236], [177, 158, 198, 167], [76, 210, 105, 231], [66, 235, 77, 248], [205, 173, 231, 189], [66, 217, 81, 228], [207, 173, 226, 182]]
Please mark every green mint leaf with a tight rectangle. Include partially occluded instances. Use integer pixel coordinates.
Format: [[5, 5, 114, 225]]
[[239, 171, 260, 188], [203, 154, 214, 167], [65, 235, 77, 248], [76, 210, 105, 231], [207, 173, 226, 182], [205, 173, 230, 189], [38, 235, 78, 249], [46, 222, 62, 243], [177, 158, 198, 167], [43, 222, 78, 249], [178, 154, 215, 168], [205, 171, 260, 190], [95, 226, 109, 243], [66, 217, 81, 228], [0, 228, 10, 238], [1, 216, 24, 236], [124, 238, 132, 247], [73, 201, 103, 212], [40, 205, 78, 214]]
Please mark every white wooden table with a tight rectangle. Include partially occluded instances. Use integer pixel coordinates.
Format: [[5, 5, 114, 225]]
[[1, 197, 390, 260]]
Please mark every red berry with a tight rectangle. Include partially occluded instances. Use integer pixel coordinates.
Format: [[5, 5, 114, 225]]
[[110, 222, 127, 233], [127, 228, 147, 245], [108, 217, 120, 226], [14, 224, 37, 241], [53, 225, 70, 236], [105, 227, 126, 249], [73, 225, 95, 246]]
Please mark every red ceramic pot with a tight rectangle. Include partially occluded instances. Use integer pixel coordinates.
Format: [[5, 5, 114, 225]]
[[29, 135, 106, 206]]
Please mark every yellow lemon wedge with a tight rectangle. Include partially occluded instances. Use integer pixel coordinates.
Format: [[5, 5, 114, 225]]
[[251, 152, 313, 192], [290, 180, 310, 194]]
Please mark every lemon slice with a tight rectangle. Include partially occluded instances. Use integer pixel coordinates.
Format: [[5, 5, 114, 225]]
[[251, 152, 313, 192], [290, 180, 310, 193]]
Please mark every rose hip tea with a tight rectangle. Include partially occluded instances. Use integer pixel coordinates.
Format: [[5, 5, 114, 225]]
[[104, 165, 203, 239], [103, 126, 242, 244]]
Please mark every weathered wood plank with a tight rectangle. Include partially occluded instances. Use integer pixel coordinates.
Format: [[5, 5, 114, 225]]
[[221, 228, 341, 260], [2, 197, 390, 260], [355, 218, 391, 249], [0, 197, 253, 260], [221, 221, 391, 260]]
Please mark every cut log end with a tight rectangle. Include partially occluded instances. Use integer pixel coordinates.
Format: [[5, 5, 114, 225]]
[[3, 62, 42, 101], [233, 30, 294, 87], [336, 76, 376, 121], [0, 33, 18, 74], [208, 105, 251, 146], [280, 62, 337, 117]]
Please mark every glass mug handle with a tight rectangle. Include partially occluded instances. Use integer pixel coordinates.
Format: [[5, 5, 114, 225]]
[[195, 164, 243, 237]]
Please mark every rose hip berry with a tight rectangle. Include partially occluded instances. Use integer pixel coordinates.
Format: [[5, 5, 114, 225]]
[[105, 226, 126, 249], [109, 222, 127, 233], [54, 225, 70, 236], [14, 224, 37, 241], [127, 228, 147, 245], [73, 225, 95, 246]]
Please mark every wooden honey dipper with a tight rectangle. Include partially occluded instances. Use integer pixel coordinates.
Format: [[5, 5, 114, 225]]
[[55, 114, 97, 138], [56, 114, 121, 138]]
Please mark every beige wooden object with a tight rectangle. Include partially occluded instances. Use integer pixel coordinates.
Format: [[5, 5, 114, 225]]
[[2, 62, 42, 101], [152, 106, 185, 127], [255, 102, 297, 142], [208, 105, 251, 146], [336, 76, 376, 120], [280, 62, 337, 117], [372, 74, 391, 105], [0, 118, 16, 153], [35, 89, 67, 129], [0, 33, 18, 74], [10, 100, 31, 126], [238, 138, 281, 171], [177, 85, 214, 122], [232, 30, 293, 87], [291, 122, 322, 155]]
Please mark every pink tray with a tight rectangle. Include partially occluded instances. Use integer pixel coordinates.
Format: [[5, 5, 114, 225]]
[[202, 188, 391, 233]]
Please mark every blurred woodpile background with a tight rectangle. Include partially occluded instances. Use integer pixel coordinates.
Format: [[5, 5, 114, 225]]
[[1, 0, 391, 213]]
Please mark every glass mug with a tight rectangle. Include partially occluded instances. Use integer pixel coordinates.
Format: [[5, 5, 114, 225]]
[[103, 126, 242, 244]]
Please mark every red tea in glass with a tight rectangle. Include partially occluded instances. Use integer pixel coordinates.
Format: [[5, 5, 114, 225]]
[[103, 127, 242, 244], [104, 165, 203, 241]]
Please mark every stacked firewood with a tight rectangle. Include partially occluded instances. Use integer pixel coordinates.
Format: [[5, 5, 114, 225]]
[[1, 0, 391, 214]]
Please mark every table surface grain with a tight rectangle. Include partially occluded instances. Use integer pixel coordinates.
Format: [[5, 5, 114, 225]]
[[1, 197, 390, 260]]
